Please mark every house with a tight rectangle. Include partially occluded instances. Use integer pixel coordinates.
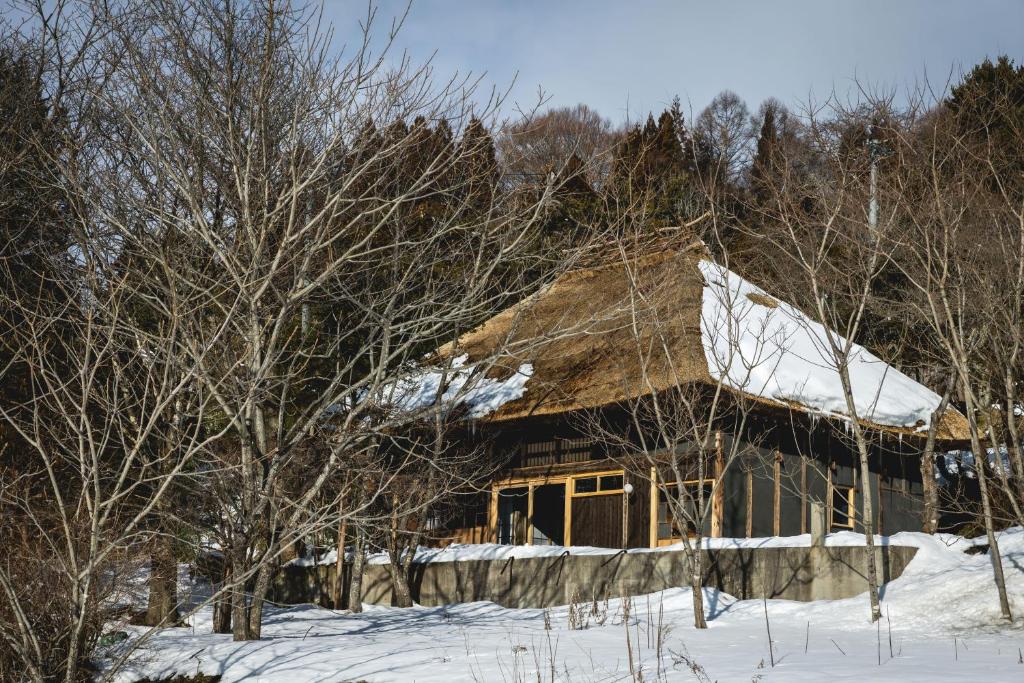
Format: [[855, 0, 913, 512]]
[[406, 241, 970, 548]]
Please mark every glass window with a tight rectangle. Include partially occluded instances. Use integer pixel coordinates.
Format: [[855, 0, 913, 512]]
[[599, 475, 623, 491], [831, 486, 854, 528], [573, 477, 598, 494], [657, 482, 713, 539]]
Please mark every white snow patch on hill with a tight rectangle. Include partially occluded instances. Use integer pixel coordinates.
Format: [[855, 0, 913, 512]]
[[104, 528, 1024, 683]]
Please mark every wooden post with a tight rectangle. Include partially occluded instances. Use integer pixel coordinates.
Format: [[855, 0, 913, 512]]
[[826, 467, 833, 529], [800, 458, 808, 535], [877, 472, 884, 536], [563, 478, 573, 547], [526, 483, 535, 545], [712, 431, 725, 537], [772, 452, 781, 537], [489, 484, 499, 543], [622, 484, 629, 549], [745, 469, 753, 538], [810, 501, 826, 546], [649, 467, 658, 548]]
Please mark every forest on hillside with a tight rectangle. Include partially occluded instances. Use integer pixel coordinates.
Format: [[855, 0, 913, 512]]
[[1, 1, 1023, 680]]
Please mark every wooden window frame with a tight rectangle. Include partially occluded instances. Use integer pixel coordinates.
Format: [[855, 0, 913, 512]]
[[829, 483, 856, 530], [490, 469, 627, 547], [652, 478, 715, 546], [568, 470, 625, 498]]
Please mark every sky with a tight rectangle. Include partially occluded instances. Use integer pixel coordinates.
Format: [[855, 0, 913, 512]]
[[322, 0, 1024, 123]]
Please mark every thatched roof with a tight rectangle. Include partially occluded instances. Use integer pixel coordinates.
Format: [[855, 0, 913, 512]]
[[437, 242, 969, 441]]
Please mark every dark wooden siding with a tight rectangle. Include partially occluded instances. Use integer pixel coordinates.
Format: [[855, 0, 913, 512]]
[[626, 473, 650, 548], [571, 494, 623, 548]]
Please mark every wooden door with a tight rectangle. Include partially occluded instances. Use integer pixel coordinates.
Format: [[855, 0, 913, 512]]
[[570, 494, 623, 548]]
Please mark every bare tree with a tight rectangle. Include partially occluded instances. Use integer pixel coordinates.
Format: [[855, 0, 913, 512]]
[[891, 86, 1021, 620], [577, 221, 784, 629], [498, 103, 620, 189], [0, 2, 230, 680], [81, 0, 559, 642], [694, 90, 754, 187], [739, 95, 926, 623]]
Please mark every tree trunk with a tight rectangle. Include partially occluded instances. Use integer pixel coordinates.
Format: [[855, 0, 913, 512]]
[[963, 388, 1013, 621], [334, 515, 347, 609], [689, 539, 707, 629], [143, 535, 180, 626], [348, 528, 365, 613], [388, 556, 415, 608], [837, 361, 882, 623], [387, 505, 416, 608], [854, 428, 882, 623], [247, 559, 274, 640], [230, 545, 250, 641], [921, 379, 953, 534], [212, 562, 233, 634]]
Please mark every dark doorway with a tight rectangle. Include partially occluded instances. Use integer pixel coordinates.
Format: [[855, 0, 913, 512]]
[[531, 484, 565, 546], [497, 487, 528, 544]]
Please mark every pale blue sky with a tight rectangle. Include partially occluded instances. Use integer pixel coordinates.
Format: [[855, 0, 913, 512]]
[[323, 0, 1024, 121]]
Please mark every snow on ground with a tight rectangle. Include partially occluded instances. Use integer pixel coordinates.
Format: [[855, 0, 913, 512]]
[[288, 530, 959, 567], [699, 259, 943, 430], [103, 529, 1024, 682]]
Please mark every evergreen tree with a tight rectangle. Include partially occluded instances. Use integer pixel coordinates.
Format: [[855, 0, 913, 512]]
[[605, 108, 695, 228], [948, 55, 1024, 181], [0, 49, 72, 465], [458, 116, 499, 210], [750, 101, 780, 203], [651, 110, 688, 177], [541, 152, 599, 240]]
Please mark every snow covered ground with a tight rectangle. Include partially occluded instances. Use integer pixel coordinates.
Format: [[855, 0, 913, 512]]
[[102, 529, 1024, 682], [288, 529, 975, 567]]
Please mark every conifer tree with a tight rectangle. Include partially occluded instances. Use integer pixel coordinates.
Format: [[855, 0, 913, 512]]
[[0, 49, 72, 469], [750, 101, 780, 203], [458, 116, 499, 210], [948, 55, 1024, 180]]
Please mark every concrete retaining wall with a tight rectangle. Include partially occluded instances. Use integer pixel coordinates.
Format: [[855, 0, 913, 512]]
[[271, 544, 917, 609]]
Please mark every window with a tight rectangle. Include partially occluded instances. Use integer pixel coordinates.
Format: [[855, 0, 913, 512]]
[[572, 473, 623, 495], [522, 437, 597, 467], [657, 481, 714, 541], [831, 486, 855, 529]]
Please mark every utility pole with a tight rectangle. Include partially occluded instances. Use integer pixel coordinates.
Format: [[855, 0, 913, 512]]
[[866, 124, 887, 237]]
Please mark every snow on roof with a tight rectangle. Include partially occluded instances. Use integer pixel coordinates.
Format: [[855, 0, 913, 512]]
[[699, 259, 941, 431], [377, 354, 533, 419], [395, 248, 965, 437]]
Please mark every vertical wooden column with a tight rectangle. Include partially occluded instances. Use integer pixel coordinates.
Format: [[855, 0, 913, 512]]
[[772, 451, 781, 537], [649, 467, 658, 548], [526, 483, 535, 545], [488, 484, 499, 543], [711, 431, 725, 537], [563, 478, 573, 547], [621, 485, 629, 549], [745, 469, 753, 538], [876, 472, 884, 536], [826, 466, 833, 529], [800, 458, 808, 535]]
